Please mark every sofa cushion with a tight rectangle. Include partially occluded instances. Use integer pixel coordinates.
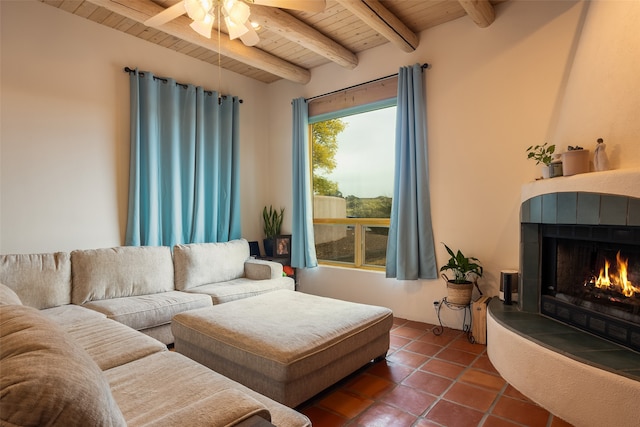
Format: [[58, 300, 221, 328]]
[[42, 303, 107, 327], [71, 246, 174, 305], [81, 290, 212, 331], [139, 389, 272, 427], [0, 282, 22, 306], [104, 351, 310, 427], [183, 277, 295, 304], [245, 259, 283, 280], [0, 252, 71, 309], [0, 305, 126, 427], [173, 239, 250, 291], [61, 316, 167, 371]]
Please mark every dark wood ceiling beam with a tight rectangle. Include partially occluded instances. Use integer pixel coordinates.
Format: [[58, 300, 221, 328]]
[[87, 0, 311, 84], [249, 5, 358, 70], [334, 0, 419, 53], [458, 0, 496, 28]]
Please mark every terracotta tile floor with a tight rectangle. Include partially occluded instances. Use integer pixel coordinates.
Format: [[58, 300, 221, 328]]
[[297, 318, 574, 427]]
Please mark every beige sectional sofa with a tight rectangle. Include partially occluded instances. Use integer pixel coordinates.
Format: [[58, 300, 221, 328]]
[[174, 239, 295, 304], [71, 245, 213, 344], [0, 239, 294, 345], [0, 239, 306, 426]]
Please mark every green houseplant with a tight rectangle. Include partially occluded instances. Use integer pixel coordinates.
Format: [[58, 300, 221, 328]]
[[526, 142, 555, 166], [526, 142, 561, 178], [262, 205, 284, 257], [440, 243, 483, 305]]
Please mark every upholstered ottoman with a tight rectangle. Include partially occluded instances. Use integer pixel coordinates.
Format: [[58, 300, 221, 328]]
[[172, 289, 393, 407]]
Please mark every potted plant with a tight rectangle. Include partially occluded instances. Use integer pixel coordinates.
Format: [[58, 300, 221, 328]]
[[262, 205, 284, 257], [439, 243, 483, 306], [526, 142, 561, 178]]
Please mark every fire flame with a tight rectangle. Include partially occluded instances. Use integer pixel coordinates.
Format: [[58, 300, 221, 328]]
[[595, 251, 639, 297]]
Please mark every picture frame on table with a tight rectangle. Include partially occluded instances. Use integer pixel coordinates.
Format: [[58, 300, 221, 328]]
[[274, 234, 292, 259]]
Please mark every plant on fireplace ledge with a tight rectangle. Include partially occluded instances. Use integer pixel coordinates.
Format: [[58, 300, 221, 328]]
[[527, 142, 561, 179], [440, 243, 483, 306], [526, 142, 556, 166]]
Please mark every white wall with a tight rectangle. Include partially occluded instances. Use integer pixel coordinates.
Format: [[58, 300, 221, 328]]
[[0, 1, 270, 253], [2, 1, 639, 327], [266, 0, 640, 326], [549, 0, 640, 162]]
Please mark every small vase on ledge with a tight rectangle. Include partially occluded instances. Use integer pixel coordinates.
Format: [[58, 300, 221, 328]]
[[541, 165, 551, 179]]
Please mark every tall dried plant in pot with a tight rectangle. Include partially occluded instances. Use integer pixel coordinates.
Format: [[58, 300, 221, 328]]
[[262, 205, 284, 257]]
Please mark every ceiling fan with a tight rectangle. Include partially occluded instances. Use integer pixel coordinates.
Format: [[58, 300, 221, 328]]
[[144, 0, 327, 46]]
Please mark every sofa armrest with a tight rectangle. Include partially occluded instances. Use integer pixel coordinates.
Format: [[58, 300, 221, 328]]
[[152, 389, 271, 427], [244, 259, 283, 280], [233, 414, 277, 427]]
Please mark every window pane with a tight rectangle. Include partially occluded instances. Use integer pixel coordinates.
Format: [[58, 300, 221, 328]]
[[311, 105, 395, 269], [314, 224, 354, 264], [316, 107, 395, 203], [364, 226, 389, 267]]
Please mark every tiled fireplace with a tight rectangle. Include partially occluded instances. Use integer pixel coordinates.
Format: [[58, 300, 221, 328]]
[[486, 168, 640, 427], [520, 191, 640, 351]]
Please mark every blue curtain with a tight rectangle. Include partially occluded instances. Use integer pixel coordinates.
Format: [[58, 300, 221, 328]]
[[125, 69, 241, 247], [291, 98, 318, 268], [386, 64, 437, 280]]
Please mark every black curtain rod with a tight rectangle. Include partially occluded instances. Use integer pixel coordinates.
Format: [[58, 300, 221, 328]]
[[305, 63, 429, 102], [123, 67, 243, 103]]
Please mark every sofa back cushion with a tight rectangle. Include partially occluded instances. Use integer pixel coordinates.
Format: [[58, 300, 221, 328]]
[[0, 252, 71, 309], [0, 304, 126, 427], [71, 246, 174, 305], [173, 239, 249, 291]]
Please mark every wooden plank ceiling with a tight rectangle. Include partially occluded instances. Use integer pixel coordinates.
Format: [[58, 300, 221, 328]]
[[41, 0, 506, 84]]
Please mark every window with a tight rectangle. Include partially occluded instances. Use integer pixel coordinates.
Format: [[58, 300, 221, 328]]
[[311, 105, 395, 269]]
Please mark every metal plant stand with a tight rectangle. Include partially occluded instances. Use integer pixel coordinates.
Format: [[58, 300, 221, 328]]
[[432, 297, 474, 343]]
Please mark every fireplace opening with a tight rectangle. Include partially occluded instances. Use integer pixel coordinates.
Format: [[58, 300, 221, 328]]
[[540, 224, 640, 351]]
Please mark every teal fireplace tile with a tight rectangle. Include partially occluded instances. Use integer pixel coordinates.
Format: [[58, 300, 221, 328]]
[[521, 224, 539, 244], [538, 331, 624, 352], [574, 349, 640, 371], [600, 195, 628, 225], [542, 194, 557, 223], [557, 192, 577, 224], [577, 193, 600, 224], [529, 196, 542, 223], [628, 198, 640, 226]]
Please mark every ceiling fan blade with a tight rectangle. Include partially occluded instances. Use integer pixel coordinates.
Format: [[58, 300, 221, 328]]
[[250, 0, 326, 13], [144, 2, 187, 27], [240, 24, 260, 46]]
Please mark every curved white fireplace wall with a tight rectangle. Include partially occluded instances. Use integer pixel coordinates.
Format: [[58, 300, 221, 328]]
[[487, 312, 639, 427]]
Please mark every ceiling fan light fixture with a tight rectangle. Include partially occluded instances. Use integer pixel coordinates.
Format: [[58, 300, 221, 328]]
[[224, 0, 251, 24], [184, 0, 213, 22], [225, 15, 249, 40], [189, 13, 215, 38]]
